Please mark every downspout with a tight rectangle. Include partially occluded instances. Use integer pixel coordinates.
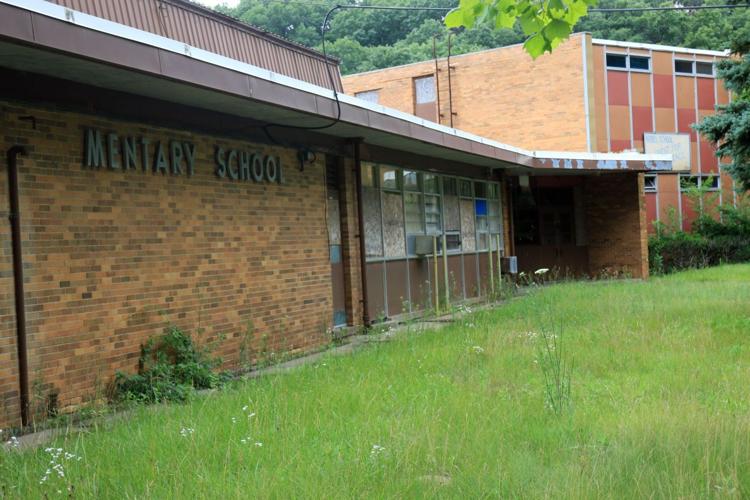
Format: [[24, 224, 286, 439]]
[[447, 32, 455, 128], [352, 139, 370, 326], [432, 35, 442, 125], [6, 146, 29, 427]]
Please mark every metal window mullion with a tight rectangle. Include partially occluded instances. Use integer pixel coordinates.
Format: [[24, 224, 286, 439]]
[[401, 182, 412, 314], [378, 179, 388, 318], [603, 46, 612, 151]]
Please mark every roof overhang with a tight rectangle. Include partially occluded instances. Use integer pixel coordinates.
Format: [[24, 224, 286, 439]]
[[0, 0, 672, 175]]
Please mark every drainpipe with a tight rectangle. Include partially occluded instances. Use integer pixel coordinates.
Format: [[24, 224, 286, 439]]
[[6, 145, 29, 427], [352, 139, 370, 326], [447, 32, 455, 128]]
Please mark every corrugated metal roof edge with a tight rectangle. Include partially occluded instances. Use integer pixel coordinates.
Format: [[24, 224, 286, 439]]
[[146, 0, 341, 65], [3, 0, 672, 171]]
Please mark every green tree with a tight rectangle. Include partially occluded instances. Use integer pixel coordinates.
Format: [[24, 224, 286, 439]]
[[694, 28, 750, 191], [444, 0, 598, 57]]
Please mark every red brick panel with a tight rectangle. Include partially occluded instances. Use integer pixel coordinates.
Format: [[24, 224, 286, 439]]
[[653, 74, 675, 108], [697, 78, 716, 111], [700, 140, 719, 174], [681, 194, 699, 231], [677, 108, 697, 141], [606, 71, 630, 106], [632, 106, 653, 146]]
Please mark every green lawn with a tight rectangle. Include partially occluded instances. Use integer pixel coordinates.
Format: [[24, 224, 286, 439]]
[[3, 265, 750, 498]]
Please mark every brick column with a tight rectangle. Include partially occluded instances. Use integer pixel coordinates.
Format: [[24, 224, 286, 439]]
[[583, 172, 649, 279]]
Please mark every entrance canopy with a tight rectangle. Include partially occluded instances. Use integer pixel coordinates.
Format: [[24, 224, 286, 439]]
[[0, 0, 672, 175]]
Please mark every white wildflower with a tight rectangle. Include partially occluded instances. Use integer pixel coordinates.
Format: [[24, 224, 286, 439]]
[[231, 417, 237, 424], [254, 442, 263, 447], [471, 345, 485, 354], [370, 444, 386, 457], [6, 436, 20, 449], [534, 268, 549, 275], [179, 427, 194, 437]]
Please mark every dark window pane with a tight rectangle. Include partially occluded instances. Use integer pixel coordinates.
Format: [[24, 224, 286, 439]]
[[606, 53, 627, 68], [459, 180, 473, 198], [675, 60, 694, 74], [474, 182, 488, 198], [644, 175, 657, 192], [630, 56, 650, 71], [443, 177, 458, 196], [701, 176, 719, 189], [680, 176, 699, 190], [696, 61, 714, 75]]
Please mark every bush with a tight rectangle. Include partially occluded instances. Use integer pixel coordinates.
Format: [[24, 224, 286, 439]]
[[114, 326, 227, 404], [649, 204, 750, 274]]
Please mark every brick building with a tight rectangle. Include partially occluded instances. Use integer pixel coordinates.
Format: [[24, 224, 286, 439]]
[[0, 1, 669, 428], [343, 33, 737, 234]]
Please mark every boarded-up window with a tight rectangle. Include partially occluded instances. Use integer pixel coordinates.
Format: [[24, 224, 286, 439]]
[[444, 195, 460, 232], [383, 192, 406, 257], [414, 75, 437, 122], [363, 188, 383, 257], [355, 90, 380, 104], [460, 198, 476, 252]]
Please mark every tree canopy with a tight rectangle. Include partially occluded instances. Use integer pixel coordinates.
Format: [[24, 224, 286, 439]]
[[695, 27, 750, 191], [216, 0, 750, 74]]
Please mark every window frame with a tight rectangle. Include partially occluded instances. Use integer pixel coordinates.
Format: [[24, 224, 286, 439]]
[[605, 52, 652, 73], [644, 174, 658, 193], [674, 59, 695, 76]]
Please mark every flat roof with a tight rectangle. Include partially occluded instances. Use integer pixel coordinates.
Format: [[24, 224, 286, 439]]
[[592, 38, 730, 57], [0, 0, 671, 173]]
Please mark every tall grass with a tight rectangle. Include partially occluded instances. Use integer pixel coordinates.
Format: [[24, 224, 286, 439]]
[[2, 264, 749, 498]]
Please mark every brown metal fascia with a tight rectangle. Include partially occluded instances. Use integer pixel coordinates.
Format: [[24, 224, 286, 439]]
[[6, 145, 29, 427], [350, 138, 370, 327]]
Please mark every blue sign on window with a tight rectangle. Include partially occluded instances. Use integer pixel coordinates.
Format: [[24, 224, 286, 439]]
[[475, 199, 487, 216]]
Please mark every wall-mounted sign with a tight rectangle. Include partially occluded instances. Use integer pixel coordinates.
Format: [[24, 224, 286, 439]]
[[644, 133, 690, 172], [83, 128, 283, 183]]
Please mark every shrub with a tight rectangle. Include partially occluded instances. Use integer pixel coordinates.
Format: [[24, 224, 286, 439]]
[[114, 326, 227, 404], [649, 203, 750, 274]]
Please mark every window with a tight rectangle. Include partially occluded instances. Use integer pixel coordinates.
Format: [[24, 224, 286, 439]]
[[459, 179, 473, 198], [403, 170, 420, 191], [425, 195, 442, 234], [702, 175, 720, 190], [355, 89, 380, 104], [413, 75, 437, 121], [675, 59, 694, 74], [606, 53, 651, 72], [629, 56, 650, 71], [414, 75, 436, 104], [404, 192, 425, 234], [443, 177, 458, 196], [680, 175, 700, 191], [380, 166, 401, 191], [696, 61, 714, 76], [644, 175, 657, 193], [606, 53, 627, 68]]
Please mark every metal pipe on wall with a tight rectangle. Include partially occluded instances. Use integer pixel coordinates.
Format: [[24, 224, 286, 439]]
[[352, 139, 370, 326], [6, 145, 29, 427]]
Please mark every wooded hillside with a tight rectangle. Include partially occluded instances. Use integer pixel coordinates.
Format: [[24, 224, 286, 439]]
[[215, 1, 750, 74]]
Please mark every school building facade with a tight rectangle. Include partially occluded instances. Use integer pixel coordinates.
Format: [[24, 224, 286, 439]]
[[343, 33, 736, 236], [0, 0, 670, 428]]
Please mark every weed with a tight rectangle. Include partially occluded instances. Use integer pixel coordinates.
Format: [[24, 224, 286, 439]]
[[114, 325, 227, 404], [535, 321, 572, 416]]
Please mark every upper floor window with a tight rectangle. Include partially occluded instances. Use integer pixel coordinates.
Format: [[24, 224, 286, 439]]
[[644, 175, 657, 193], [413, 75, 437, 121], [680, 174, 719, 191], [355, 89, 380, 104], [675, 59, 714, 77], [606, 53, 650, 72]]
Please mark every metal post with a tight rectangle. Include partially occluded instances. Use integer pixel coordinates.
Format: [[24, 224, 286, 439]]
[[488, 243, 494, 297], [433, 235, 439, 314], [442, 233, 449, 308], [496, 234, 503, 286]]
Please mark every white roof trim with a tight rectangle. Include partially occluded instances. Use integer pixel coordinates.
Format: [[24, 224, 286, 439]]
[[3, 0, 670, 166], [593, 38, 729, 57]]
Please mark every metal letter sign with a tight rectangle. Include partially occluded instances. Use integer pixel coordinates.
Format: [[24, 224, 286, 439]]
[[83, 128, 282, 183]]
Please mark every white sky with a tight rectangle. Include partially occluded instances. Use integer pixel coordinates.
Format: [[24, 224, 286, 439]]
[[196, 0, 241, 8]]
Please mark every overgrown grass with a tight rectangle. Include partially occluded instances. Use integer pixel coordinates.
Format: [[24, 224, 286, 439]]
[[2, 265, 749, 498]]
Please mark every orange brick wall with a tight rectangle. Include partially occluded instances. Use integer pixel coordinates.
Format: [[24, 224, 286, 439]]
[[584, 172, 649, 279], [343, 34, 590, 151], [0, 101, 339, 428]]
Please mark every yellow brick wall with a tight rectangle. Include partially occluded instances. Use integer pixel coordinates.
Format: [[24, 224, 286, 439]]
[[0, 101, 338, 427], [343, 34, 590, 152]]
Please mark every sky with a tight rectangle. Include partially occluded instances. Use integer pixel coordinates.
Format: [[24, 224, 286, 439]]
[[196, 0, 240, 8]]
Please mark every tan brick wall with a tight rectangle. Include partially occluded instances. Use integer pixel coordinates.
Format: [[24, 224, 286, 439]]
[[343, 34, 590, 151], [0, 102, 340, 428], [584, 172, 649, 279]]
